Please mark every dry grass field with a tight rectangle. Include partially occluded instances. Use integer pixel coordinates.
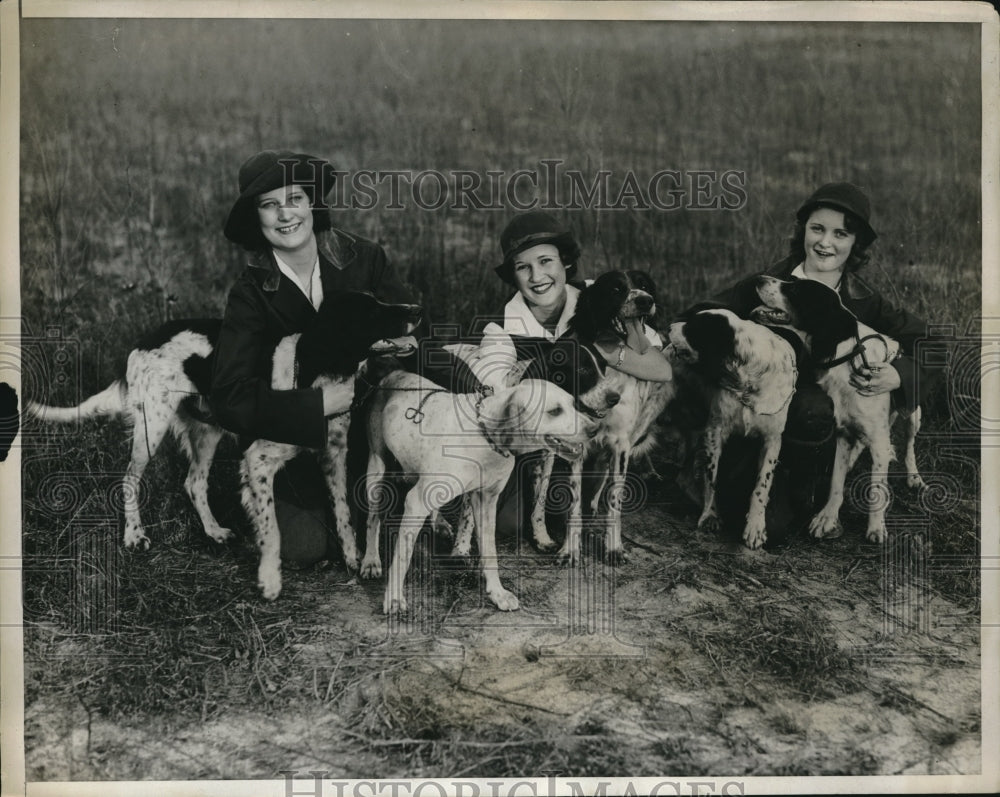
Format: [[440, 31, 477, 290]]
[[17, 17, 984, 781]]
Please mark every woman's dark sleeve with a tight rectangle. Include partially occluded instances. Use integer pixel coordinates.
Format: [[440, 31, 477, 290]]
[[210, 277, 327, 448], [672, 271, 764, 321], [707, 273, 768, 318], [370, 244, 415, 305], [865, 292, 937, 415]]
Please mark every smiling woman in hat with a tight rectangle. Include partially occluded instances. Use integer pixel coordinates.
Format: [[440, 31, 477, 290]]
[[494, 211, 673, 381], [211, 150, 414, 566], [675, 182, 935, 543]]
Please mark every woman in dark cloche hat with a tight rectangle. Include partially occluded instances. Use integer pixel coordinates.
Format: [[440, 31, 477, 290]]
[[481, 211, 675, 538], [674, 181, 936, 544], [211, 150, 414, 567]]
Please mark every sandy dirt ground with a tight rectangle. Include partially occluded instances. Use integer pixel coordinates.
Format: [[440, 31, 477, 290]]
[[23, 489, 980, 782]]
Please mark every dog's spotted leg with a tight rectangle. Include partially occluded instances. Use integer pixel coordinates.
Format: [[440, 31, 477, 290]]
[[530, 452, 558, 552], [122, 399, 171, 549], [903, 406, 927, 490], [241, 446, 287, 600], [865, 431, 894, 544], [383, 479, 445, 614], [743, 434, 781, 549], [809, 435, 854, 540], [556, 460, 584, 566], [471, 485, 519, 611], [589, 454, 610, 515], [320, 447, 359, 573], [361, 451, 389, 579], [696, 425, 723, 535], [181, 420, 232, 543], [450, 496, 475, 558], [604, 448, 629, 564]]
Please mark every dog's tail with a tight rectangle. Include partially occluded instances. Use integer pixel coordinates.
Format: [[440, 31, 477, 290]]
[[27, 380, 127, 424]]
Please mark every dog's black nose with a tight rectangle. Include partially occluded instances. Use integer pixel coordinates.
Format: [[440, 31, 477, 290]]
[[636, 295, 653, 312], [605, 391, 621, 407]]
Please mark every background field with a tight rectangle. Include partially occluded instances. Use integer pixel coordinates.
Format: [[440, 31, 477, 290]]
[[17, 16, 984, 782]]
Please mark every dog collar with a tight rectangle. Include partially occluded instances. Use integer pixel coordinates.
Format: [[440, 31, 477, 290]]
[[475, 387, 510, 457], [324, 373, 382, 420], [816, 331, 896, 376], [403, 388, 448, 424]]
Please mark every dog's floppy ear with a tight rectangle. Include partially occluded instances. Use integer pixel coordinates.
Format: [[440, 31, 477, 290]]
[[627, 269, 662, 329], [493, 387, 527, 451], [681, 312, 736, 381], [790, 281, 860, 363], [677, 300, 733, 322], [569, 282, 601, 343]]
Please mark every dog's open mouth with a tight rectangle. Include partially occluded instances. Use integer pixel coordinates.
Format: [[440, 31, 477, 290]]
[[750, 305, 791, 325], [578, 402, 608, 420], [544, 434, 585, 460], [370, 336, 418, 356]]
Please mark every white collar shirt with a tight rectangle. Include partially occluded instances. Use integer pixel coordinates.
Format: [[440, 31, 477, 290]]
[[502, 281, 662, 347], [274, 252, 323, 311]]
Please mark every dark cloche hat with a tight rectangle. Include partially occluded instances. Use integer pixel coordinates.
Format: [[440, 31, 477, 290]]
[[223, 150, 337, 248], [796, 182, 877, 246], [495, 211, 581, 285]]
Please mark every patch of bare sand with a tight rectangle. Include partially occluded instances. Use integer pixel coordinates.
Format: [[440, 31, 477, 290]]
[[24, 502, 981, 780]]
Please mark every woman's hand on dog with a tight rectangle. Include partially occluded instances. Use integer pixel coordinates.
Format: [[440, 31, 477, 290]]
[[850, 363, 901, 396]]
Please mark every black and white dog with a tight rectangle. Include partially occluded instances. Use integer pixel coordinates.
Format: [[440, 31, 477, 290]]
[[667, 307, 797, 549], [28, 292, 422, 599], [752, 275, 925, 543], [541, 270, 676, 564]]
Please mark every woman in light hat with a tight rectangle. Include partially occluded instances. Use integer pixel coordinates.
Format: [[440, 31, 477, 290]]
[[680, 182, 935, 542], [212, 150, 414, 566]]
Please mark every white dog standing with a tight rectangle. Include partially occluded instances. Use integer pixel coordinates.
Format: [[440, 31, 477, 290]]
[[364, 369, 590, 614]]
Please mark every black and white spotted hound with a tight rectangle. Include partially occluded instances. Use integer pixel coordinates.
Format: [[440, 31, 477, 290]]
[[28, 291, 422, 599], [752, 275, 925, 543]]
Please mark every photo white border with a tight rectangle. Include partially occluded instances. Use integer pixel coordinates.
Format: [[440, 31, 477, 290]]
[[2, 1, 997, 795]]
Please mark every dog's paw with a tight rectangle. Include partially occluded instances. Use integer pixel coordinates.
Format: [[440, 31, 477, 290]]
[[808, 513, 843, 540], [489, 588, 521, 612], [742, 520, 767, 550], [555, 543, 582, 568], [205, 526, 233, 544], [258, 571, 282, 601], [342, 552, 360, 574], [123, 529, 151, 550], [906, 474, 928, 491], [360, 556, 383, 579], [866, 524, 888, 544], [532, 526, 558, 553], [383, 594, 407, 615], [697, 514, 721, 535]]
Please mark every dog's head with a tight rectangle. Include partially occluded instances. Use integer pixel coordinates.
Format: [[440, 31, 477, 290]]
[[521, 338, 621, 420], [322, 291, 423, 358], [667, 308, 795, 414], [752, 276, 855, 338], [491, 379, 590, 461], [571, 270, 659, 343], [297, 292, 422, 383], [751, 275, 858, 362]]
